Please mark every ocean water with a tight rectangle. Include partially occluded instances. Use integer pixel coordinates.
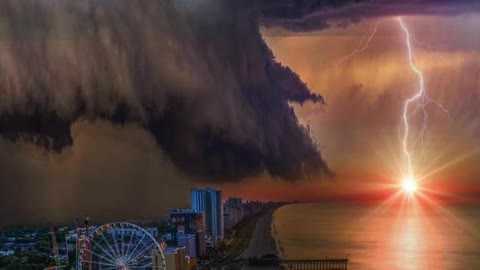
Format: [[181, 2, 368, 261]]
[[272, 203, 480, 270]]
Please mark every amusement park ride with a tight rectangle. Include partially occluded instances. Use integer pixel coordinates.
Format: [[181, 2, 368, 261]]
[[48, 218, 165, 270], [46, 221, 67, 270]]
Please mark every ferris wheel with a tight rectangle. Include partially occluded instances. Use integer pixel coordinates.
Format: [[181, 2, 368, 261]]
[[78, 222, 165, 270]]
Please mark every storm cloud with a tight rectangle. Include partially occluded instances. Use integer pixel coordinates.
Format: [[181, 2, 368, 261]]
[[260, 0, 480, 31], [0, 0, 330, 181]]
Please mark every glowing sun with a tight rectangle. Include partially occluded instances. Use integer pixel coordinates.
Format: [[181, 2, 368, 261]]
[[402, 178, 417, 193]]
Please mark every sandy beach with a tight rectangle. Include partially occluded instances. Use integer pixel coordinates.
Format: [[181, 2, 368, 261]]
[[239, 207, 281, 259]]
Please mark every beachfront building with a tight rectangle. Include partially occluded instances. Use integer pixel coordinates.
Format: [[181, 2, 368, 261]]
[[190, 188, 224, 239], [177, 234, 197, 258], [223, 212, 231, 230], [170, 209, 206, 257], [224, 197, 243, 229], [242, 200, 264, 217], [164, 247, 187, 270], [170, 209, 205, 233]]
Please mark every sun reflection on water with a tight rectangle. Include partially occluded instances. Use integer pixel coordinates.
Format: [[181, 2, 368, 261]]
[[274, 201, 480, 270]]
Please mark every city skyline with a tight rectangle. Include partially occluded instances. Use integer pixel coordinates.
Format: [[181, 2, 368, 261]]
[[0, 189, 278, 270]]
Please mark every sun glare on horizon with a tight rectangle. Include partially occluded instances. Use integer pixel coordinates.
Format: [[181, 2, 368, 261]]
[[402, 177, 417, 194]]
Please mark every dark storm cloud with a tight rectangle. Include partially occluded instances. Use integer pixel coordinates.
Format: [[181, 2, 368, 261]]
[[0, 121, 193, 225], [260, 0, 480, 31], [0, 0, 329, 181]]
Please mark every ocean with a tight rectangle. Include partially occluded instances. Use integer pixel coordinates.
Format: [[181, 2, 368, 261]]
[[272, 203, 480, 270]]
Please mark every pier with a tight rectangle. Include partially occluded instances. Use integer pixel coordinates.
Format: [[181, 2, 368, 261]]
[[279, 259, 348, 270]]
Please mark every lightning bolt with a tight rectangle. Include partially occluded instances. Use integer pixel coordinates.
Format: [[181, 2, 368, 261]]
[[398, 17, 422, 178], [397, 17, 449, 179], [337, 17, 450, 180], [336, 19, 382, 65]]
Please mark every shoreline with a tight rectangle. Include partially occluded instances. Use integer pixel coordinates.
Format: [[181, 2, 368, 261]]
[[239, 205, 286, 259], [270, 208, 285, 259]]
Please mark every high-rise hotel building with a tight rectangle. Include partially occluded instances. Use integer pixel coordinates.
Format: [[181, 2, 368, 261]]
[[170, 209, 206, 257], [190, 188, 224, 238]]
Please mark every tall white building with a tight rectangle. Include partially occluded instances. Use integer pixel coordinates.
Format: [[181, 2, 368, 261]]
[[190, 188, 224, 238]]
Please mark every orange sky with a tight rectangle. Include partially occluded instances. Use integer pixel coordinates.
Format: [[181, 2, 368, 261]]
[[220, 15, 480, 203]]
